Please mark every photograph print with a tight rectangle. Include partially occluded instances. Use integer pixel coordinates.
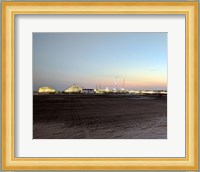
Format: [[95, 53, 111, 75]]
[[33, 32, 167, 139]]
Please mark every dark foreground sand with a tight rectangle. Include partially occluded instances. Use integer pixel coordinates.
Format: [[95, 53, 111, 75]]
[[33, 94, 167, 139]]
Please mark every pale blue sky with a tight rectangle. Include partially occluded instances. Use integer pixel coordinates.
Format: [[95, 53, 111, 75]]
[[33, 32, 167, 91]]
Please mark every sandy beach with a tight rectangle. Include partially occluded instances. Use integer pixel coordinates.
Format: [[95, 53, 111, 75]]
[[33, 94, 167, 139]]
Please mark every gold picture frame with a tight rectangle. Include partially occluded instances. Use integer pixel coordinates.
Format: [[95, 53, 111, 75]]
[[2, 2, 198, 170]]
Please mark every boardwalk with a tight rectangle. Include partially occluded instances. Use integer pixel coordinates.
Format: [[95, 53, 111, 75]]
[[33, 94, 167, 139]]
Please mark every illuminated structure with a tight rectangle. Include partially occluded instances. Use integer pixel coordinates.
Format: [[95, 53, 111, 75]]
[[38, 86, 56, 94], [105, 87, 110, 93], [82, 89, 95, 94], [64, 84, 83, 93], [128, 90, 167, 94], [95, 89, 106, 94]]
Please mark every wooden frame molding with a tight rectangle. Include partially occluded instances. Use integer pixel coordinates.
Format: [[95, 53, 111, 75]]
[[2, 2, 198, 170]]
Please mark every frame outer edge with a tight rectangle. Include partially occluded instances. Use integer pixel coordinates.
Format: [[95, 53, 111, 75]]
[[2, 2, 7, 170], [1, 1, 199, 170], [193, 1, 198, 170]]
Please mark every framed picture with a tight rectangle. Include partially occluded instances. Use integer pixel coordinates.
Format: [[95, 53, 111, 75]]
[[2, 2, 198, 170]]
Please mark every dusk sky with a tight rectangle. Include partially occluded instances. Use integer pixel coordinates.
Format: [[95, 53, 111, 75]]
[[33, 32, 167, 91]]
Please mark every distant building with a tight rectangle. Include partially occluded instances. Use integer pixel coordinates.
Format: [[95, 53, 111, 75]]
[[128, 90, 167, 95], [64, 84, 83, 93], [141, 90, 154, 94], [82, 89, 95, 94], [160, 91, 167, 94], [97, 89, 104, 94], [38, 86, 56, 94], [105, 87, 110, 93], [128, 90, 141, 94], [95, 88, 110, 94]]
